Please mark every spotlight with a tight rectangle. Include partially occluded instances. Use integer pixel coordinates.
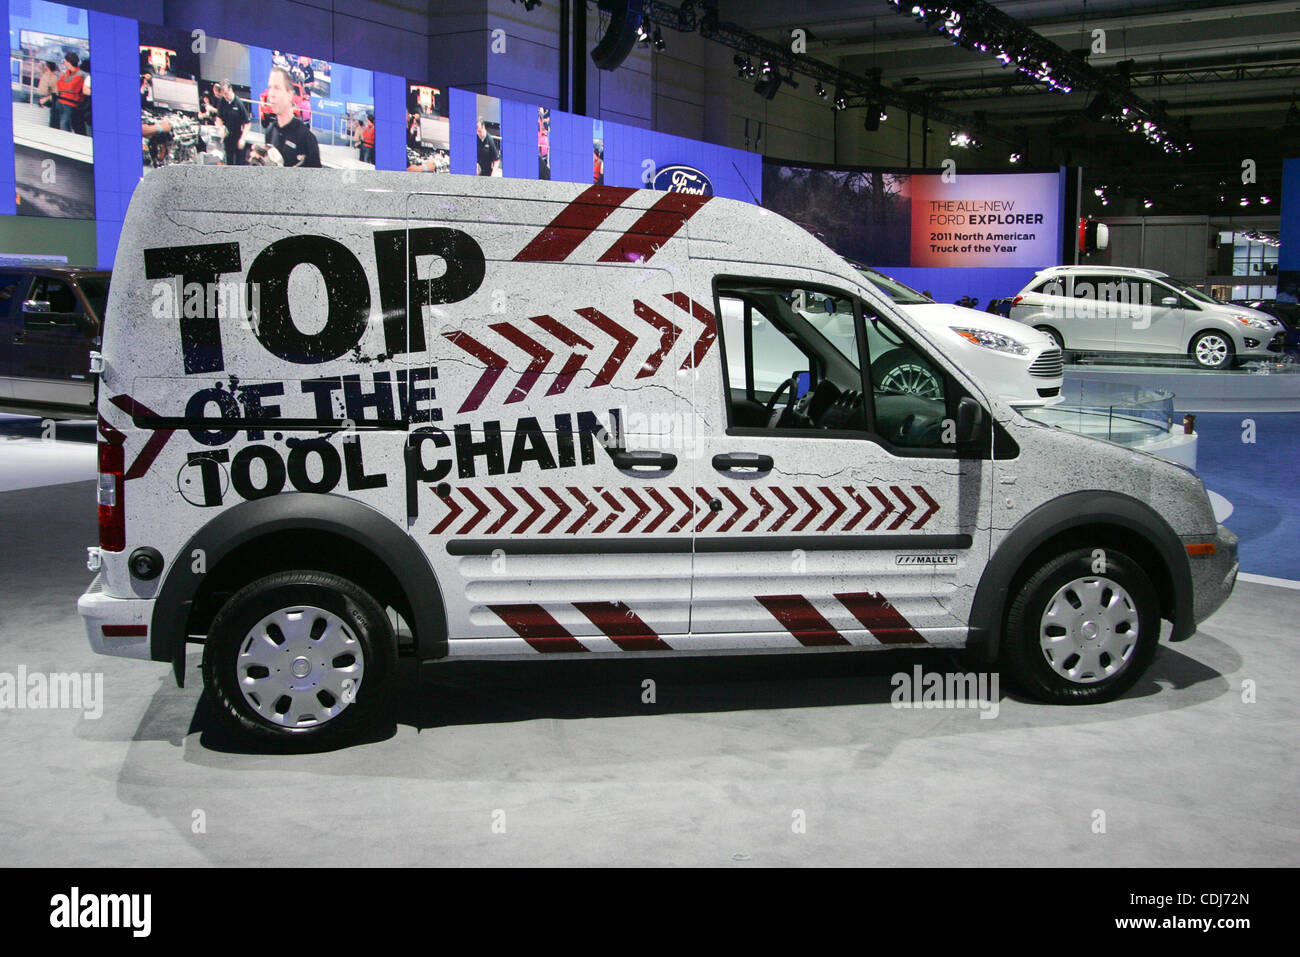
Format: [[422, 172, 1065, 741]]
[[1240, 196, 1250, 207], [1009, 152, 1021, 164], [815, 82, 826, 98], [864, 103, 886, 131], [734, 55, 754, 78], [652, 28, 665, 52], [833, 86, 847, 110], [1094, 187, 1104, 197], [636, 24, 650, 45], [1261, 196, 1272, 205], [1143, 199, 1153, 209]]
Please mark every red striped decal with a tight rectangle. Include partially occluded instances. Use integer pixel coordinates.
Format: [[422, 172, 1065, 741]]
[[694, 487, 720, 532], [591, 487, 625, 534], [431, 488, 465, 535], [513, 488, 546, 534], [669, 487, 695, 533], [576, 306, 636, 386], [867, 485, 894, 531], [97, 414, 125, 445], [484, 487, 519, 534], [757, 595, 850, 647], [539, 487, 572, 535], [835, 591, 928, 645], [490, 603, 589, 653], [817, 487, 846, 532], [107, 395, 174, 481], [490, 323, 553, 404], [573, 601, 672, 651], [513, 185, 636, 262], [529, 314, 593, 396], [768, 486, 798, 531], [912, 485, 940, 529], [664, 292, 717, 369], [620, 487, 651, 533], [888, 485, 916, 531], [715, 486, 748, 533], [566, 487, 598, 534], [745, 487, 773, 532], [791, 487, 823, 532], [631, 300, 681, 378], [442, 331, 508, 413], [457, 488, 491, 534], [842, 486, 871, 531], [102, 624, 147, 638], [642, 486, 675, 533], [597, 193, 710, 263]]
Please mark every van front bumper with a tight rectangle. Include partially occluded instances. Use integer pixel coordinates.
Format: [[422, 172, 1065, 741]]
[[1186, 524, 1239, 630], [78, 574, 156, 660]]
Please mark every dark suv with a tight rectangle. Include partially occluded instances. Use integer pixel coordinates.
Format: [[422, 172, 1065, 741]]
[[0, 266, 109, 418]]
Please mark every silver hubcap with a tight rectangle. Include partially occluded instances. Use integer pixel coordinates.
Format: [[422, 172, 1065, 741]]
[[1195, 335, 1228, 366], [237, 604, 364, 729], [879, 363, 942, 398], [1039, 576, 1139, 684]]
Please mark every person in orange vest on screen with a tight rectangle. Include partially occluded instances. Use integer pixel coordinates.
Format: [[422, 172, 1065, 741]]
[[359, 113, 375, 165], [54, 52, 86, 133]]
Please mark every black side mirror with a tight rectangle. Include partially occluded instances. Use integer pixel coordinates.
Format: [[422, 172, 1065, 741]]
[[956, 396, 984, 444]]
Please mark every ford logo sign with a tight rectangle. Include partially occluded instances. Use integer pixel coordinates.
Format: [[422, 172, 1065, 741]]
[[653, 165, 714, 196]]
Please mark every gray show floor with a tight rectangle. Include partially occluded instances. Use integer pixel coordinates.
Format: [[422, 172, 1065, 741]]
[[1, 479, 1296, 867]]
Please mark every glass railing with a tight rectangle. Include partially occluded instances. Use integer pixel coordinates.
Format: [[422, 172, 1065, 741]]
[[1020, 380, 1179, 445]]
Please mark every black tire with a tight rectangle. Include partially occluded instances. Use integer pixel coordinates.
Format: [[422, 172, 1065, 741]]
[[1189, 330, 1234, 370], [201, 570, 396, 745], [870, 349, 943, 398], [1034, 325, 1065, 351], [1000, 548, 1159, 704]]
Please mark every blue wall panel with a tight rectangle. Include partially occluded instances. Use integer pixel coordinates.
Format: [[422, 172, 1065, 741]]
[[548, 108, 591, 186], [372, 70, 404, 172], [449, 87, 476, 176], [500, 97, 532, 180], [1280, 158, 1299, 275], [89, 8, 137, 268]]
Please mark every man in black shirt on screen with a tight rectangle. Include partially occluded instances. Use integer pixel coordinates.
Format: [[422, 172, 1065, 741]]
[[213, 79, 249, 165], [264, 66, 321, 168]]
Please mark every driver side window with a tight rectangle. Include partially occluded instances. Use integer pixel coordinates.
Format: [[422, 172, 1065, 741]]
[[716, 280, 867, 432]]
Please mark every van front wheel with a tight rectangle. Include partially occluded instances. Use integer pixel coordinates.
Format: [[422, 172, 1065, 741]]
[[201, 571, 396, 744], [1001, 548, 1159, 704]]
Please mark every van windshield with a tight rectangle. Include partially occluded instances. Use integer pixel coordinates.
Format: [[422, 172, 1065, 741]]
[[855, 267, 933, 305]]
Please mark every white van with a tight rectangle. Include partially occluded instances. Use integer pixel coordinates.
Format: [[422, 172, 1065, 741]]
[[80, 167, 1238, 744]]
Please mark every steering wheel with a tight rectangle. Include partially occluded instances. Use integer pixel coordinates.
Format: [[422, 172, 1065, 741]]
[[764, 375, 800, 429]]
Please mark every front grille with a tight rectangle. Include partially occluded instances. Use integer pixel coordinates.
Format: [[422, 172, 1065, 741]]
[[1028, 348, 1063, 378], [1269, 332, 1285, 352]]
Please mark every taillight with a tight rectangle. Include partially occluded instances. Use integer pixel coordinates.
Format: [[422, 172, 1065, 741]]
[[98, 440, 125, 552], [1010, 295, 1024, 306]]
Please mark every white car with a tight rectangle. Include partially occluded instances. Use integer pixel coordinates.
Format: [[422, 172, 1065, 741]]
[[1008, 265, 1286, 369], [849, 267, 1063, 407]]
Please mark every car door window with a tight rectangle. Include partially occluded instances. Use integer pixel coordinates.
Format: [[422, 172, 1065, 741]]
[[26, 278, 79, 326]]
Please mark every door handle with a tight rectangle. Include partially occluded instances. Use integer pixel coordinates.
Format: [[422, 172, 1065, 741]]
[[610, 448, 677, 470], [712, 452, 774, 473]]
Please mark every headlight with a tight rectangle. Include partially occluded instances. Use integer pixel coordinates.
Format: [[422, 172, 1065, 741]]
[[950, 327, 1029, 355], [1234, 315, 1273, 329]]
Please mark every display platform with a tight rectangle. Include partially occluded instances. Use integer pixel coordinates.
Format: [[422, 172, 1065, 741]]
[[1062, 356, 1300, 413]]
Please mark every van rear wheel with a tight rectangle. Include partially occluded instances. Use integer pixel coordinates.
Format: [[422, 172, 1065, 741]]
[[201, 570, 395, 745], [1001, 548, 1159, 704]]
